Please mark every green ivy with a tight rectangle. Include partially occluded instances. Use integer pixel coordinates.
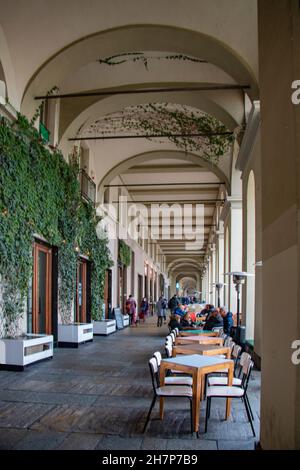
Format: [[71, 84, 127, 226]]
[[118, 240, 131, 267], [0, 114, 112, 337]]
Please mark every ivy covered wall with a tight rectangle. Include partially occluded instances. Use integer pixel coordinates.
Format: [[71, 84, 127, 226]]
[[0, 114, 112, 337]]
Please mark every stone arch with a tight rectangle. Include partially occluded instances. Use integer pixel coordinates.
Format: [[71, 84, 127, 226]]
[[97, 150, 230, 195], [22, 23, 259, 116]]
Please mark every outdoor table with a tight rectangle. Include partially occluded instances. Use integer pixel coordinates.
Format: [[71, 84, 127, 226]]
[[179, 329, 218, 337], [175, 335, 224, 346], [173, 343, 231, 358], [159, 354, 234, 433]]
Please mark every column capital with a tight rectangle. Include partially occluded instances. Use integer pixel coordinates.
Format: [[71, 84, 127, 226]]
[[220, 196, 242, 221]]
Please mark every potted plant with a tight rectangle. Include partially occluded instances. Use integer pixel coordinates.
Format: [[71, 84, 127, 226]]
[[93, 302, 116, 336], [0, 276, 54, 371]]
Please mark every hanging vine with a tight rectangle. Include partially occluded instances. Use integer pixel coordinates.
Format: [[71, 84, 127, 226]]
[[83, 103, 233, 163], [99, 52, 207, 70], [0, 114, 112, 337]]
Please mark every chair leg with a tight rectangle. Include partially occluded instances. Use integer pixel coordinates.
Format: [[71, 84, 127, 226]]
[[143, 396, 157, 433], [243, 396, 256, 437], [188, 398, 193, 434], [245, 393, 254, 420], [205, 397, 211, 433]]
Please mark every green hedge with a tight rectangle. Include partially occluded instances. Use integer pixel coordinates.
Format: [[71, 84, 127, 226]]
[[0, 114, 112, 336]]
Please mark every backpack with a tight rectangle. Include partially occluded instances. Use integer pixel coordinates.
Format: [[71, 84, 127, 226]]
[[161, 299, 167, 309]]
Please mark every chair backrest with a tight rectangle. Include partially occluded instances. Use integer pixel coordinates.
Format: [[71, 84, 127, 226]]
[[232, 344, 242, 359], [212, 326, 224, 336], [171, 329, 177, 337], [165, 343, 173, 358], [165, 335, 172, 344], [174, 327, 179, 335], [149, 357, 160, 391], [241, 359, 254, 392], [237, 352, 251, 378], [153, 351, 162, 366], [170, 332, 176, 344], [224, 336, 234, 347]]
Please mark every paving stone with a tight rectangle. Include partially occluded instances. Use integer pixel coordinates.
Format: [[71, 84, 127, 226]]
[[0, 402, 54, 429], [0, 389, 98, 406], [96, 435, 143, 450], [141, 437, 168, 450], [14, 430, 67, 450], [0, 428, 28, 450], [57, 432, 102, 450], [217, 439, 256, 450], [166, 438, 218, 450]]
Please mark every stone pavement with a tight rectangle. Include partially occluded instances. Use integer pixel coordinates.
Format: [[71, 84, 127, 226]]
[[0, 317, 260, 450]]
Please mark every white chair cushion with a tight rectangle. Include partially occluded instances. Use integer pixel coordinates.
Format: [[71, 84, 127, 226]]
[[207, 385, 244, 398], [208, 376, 242, 386], [165, 376, 193, 386], [157, 385, 193, 397]]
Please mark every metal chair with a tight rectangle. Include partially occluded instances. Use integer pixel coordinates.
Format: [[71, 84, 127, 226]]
[[143, 358, 193, 433], [205, 359, 255, 437]]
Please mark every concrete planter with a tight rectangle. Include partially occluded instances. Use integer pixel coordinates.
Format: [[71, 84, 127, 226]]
[[58, 323, 93, 348], [0, 334, 54, 371], [93, 319, 116, 335]]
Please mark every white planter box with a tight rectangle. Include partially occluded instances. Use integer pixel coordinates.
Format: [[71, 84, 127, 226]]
[[58, 323, 93, 348], [123, 315, 130, 327], [0, 334, 53, 371], [93, 320, 116, 335]]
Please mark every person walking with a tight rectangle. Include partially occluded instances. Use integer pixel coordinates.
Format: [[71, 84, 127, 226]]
[[161, 296, 168, 323], [156, 296, 164, 327], [139, 297, 149, 323], [127, 294, 137, 327]]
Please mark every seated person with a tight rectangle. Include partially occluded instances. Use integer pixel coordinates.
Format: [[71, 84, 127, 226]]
[[200, 304, 215, 318], [173, 304, 185, 317], [180, 312, 196, 329], [219, 306, 233, 335], [168, 314, 184, 331], [203, 308, 223, 331]]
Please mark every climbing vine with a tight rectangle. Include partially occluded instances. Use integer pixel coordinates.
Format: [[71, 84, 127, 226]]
[[99, 52, 207, 70], [118, 240, 131, 267], [84, 103, 233, 162], [0, 114, 112, 337]]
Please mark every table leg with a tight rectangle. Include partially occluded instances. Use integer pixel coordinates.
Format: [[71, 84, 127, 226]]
[[172, 348, 177, 358], [225, 363, 233, 419], [159, 364, 165, 420], [193, 370, 202, 432]]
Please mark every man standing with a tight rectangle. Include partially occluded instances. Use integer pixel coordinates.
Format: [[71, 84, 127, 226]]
[[156, 296, 164, 327], [168, 294, 179, 314]]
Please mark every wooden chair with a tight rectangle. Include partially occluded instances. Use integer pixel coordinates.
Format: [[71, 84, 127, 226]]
[[143, 358, 193, 433]]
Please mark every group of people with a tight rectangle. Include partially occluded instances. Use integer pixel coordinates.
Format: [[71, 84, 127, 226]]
[[125, 295, 150, 327], [125, 294, 234, 334], [125, 295, 167, 327], [167, 298, 234, 335]]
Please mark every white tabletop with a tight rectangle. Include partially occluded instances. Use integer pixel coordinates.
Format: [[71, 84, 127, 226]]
[[178, 335, 219, 341], [162, 354, 232, 368]]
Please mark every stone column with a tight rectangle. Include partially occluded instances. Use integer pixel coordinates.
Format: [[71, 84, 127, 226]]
[[220, 197, 243, 313], [258, 0, 300, 449]]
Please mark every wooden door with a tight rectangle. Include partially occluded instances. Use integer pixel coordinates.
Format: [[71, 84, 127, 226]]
[[76, 259, 87, 323], [32, 242, 52, 334], [104, 269, 112, 319]]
